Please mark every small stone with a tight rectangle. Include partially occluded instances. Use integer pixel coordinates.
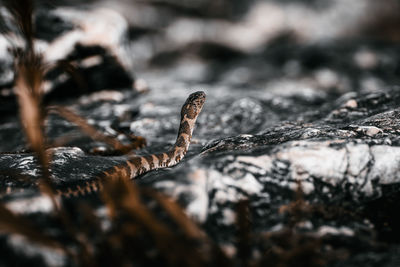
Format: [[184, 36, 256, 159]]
[[134, 78, 149, 93], [344, 99, 358, 108], [353, 49, 378, 69], [315, 69, 339, 89], [364, 126, 383, 137]]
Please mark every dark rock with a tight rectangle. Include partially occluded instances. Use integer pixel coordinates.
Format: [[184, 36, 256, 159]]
[[34, 8, 75, 42], [1, 2, 400, 266], [0, 6, 135, 117], [44, 44, 134, 103]]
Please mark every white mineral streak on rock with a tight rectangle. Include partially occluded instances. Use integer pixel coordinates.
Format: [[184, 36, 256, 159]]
[[295, 221, 314, 231], [221, 209, 237, 225], [235, 155, 272, 176], [276, 141, 348, 185], [129, 118, 162, 138], [44, 8, 130, 68], [207, 169, 264, 222], [154, 169, 209, 223], [8, 235, 65, 267], [185, 169, 209, 222], [11, 156, 35, 169], [69, 8, 127, 48], [8, 156, 39, 177], [289, 180, 315, 194], [6, 195, 55, 214], [316, 226, 355, 237], [238, 173, 264, 195], [209, 170, 263, 202], [155, 140, 400, 219], [345, 144, 371, 177], [238, 134, 254, 138], [368, 146, 400, 184], [44, 30, 84, 62], [230, 141, 400, 197], [0, 34, 11, 60], [236, 155, 272, 169]]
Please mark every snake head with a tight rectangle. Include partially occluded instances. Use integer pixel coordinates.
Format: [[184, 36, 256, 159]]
[[181, 91, 206, 120]]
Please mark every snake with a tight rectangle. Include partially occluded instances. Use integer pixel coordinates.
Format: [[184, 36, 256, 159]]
[[56, 91, 206, 197]]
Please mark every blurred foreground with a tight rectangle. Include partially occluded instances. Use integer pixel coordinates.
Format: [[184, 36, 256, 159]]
[[0, 0, 400, 266]]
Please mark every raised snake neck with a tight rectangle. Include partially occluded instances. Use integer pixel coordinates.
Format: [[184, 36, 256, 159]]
[[57, 91, 206, 197]]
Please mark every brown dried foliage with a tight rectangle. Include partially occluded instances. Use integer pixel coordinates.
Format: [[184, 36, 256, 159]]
[[0, 1, 340, 266], [47, 105, 146, 154], [5, 0, 57, 200], [236, 200, 252, 266], [263, 184, 326, 267], [14, 51, 48, 168], [0, 203, 64, 251], [54, 59, 89, 92], [259, 229, 325, 267], [101, 173, 214, 266], [3, 0, 35, 49]]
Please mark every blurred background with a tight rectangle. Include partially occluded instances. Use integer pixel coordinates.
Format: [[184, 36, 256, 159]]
[[67, 0, 400, 89], [1, 0, 399, 150], [0, 0, 399, 97], [0, 2, 399, 266]]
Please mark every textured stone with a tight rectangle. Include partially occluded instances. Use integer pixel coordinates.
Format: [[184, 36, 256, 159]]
[[1, 1, 400, 266]]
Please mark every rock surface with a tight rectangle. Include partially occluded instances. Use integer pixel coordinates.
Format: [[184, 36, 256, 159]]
[[1, 1, 400, 266]]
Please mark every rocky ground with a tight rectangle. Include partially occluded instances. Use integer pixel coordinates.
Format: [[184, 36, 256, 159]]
[[0, 0, 400, 266]]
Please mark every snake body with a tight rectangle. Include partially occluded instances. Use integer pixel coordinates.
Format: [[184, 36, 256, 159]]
[[57, 91, 206, 197]]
